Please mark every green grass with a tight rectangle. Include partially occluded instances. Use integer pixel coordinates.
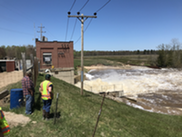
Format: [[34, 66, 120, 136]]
[[2, 74, 182, 137], [74, 58, 116, 67], [74, 55, 158, 68], [74, 57, 121, 74]]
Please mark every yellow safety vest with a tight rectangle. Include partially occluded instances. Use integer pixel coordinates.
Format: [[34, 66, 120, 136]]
[[40, 80, 53, 100], [0, 107, 10, 136]]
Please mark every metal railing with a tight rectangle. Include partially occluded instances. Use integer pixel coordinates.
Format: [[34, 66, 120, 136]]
[[84, 83, 124, 96]]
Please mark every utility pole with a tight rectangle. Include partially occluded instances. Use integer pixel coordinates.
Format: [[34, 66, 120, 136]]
[[21, 52, 26, 77], [37, 23, 46, 41], [68, 13, 97, 95]]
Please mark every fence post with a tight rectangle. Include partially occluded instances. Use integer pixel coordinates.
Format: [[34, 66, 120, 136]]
[[92, 92, 106, 137], [30, 54, 34, 83], [121, 83, 123, 93], [21, 52, 26, 77], [34, 57, 38, 87], [37, 58, 39, 73], [54, 93, 59, 124]]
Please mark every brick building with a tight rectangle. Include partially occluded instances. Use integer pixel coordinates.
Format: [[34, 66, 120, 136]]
[[0, 60, 15, 72], [36, 38, 74, 84], [36, 38, 74, 69]]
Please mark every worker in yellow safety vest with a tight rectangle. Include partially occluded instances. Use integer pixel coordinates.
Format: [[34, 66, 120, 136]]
[[39, 74, 53, 120], [0, 107, 10, 136]]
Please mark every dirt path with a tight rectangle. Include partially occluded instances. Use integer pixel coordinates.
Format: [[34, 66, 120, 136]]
[[4, 111, 31, 128]]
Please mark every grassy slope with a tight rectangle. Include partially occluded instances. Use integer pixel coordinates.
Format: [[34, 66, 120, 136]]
[[2, 74, 182, 137]]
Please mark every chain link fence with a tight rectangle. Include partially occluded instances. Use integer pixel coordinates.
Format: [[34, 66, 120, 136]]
[[0, 53, 39, 91]]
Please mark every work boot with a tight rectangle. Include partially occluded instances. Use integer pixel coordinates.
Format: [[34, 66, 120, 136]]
[[42, 110, 46, 120], [45, 112, 52, 121], [45, 112, 49, 121]]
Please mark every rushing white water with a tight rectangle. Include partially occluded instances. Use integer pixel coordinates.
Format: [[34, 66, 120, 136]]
[[75, 66, 182, 95]]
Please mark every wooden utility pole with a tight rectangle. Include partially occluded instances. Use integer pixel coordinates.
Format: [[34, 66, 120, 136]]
[[68, 13, 97, 95], [34, 57, 38, 87], [30, 54, 34, 83], [21, 52, 26, 77]]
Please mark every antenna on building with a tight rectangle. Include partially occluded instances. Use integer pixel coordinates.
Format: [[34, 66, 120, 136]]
[[42, 36, 48, 41], [37, 23, 46, 41]]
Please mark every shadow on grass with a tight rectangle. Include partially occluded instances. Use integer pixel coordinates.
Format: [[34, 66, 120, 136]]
[[83, 94, 91, 97], [34, 92, 42, 111], [50, 111, 61, 119]]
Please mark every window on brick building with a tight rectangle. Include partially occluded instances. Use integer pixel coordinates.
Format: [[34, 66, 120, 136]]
[[43, 53, 52, 65]]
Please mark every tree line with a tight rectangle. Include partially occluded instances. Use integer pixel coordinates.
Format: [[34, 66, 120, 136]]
[[74, 49, 157, 57], [157, 44, 182, 68], [1, 38, 182, 68], [0, 45, 36, 59]]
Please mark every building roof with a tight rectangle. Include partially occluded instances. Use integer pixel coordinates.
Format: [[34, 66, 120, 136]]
[[35, 38, 73, 43], [0, 60, 15, 62]]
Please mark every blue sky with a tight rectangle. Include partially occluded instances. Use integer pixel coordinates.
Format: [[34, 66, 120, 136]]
[[0, 0, 181, 51]]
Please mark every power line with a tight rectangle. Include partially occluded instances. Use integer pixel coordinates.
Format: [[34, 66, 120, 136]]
[[85, 18, 93, 31], [74, 18, 93, 45], [70, 19, 77, 40], [95, 0, 111, 13], [0, 14, 16, 22], [0, 3, 37, 39], [0, 27, 33, 36], [69, 0, 89, 41], [69, 0, 76, 11], [45, 28, 58, 40], [65, 18, 69, 41], [74, 0, 111, 45], [74, 0, 111, 44], [65, 0, 77, 41], [0, 2, 57, 41], [79, 0, 89, 12], [0, 3, 34, 24]]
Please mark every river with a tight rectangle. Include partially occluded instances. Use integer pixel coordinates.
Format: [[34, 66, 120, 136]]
[[75, 66, 182, 115]]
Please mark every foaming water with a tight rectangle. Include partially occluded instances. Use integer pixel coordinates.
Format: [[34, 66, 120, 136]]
[[75, 66, 182, 95], [75, 66, 182, 115]]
